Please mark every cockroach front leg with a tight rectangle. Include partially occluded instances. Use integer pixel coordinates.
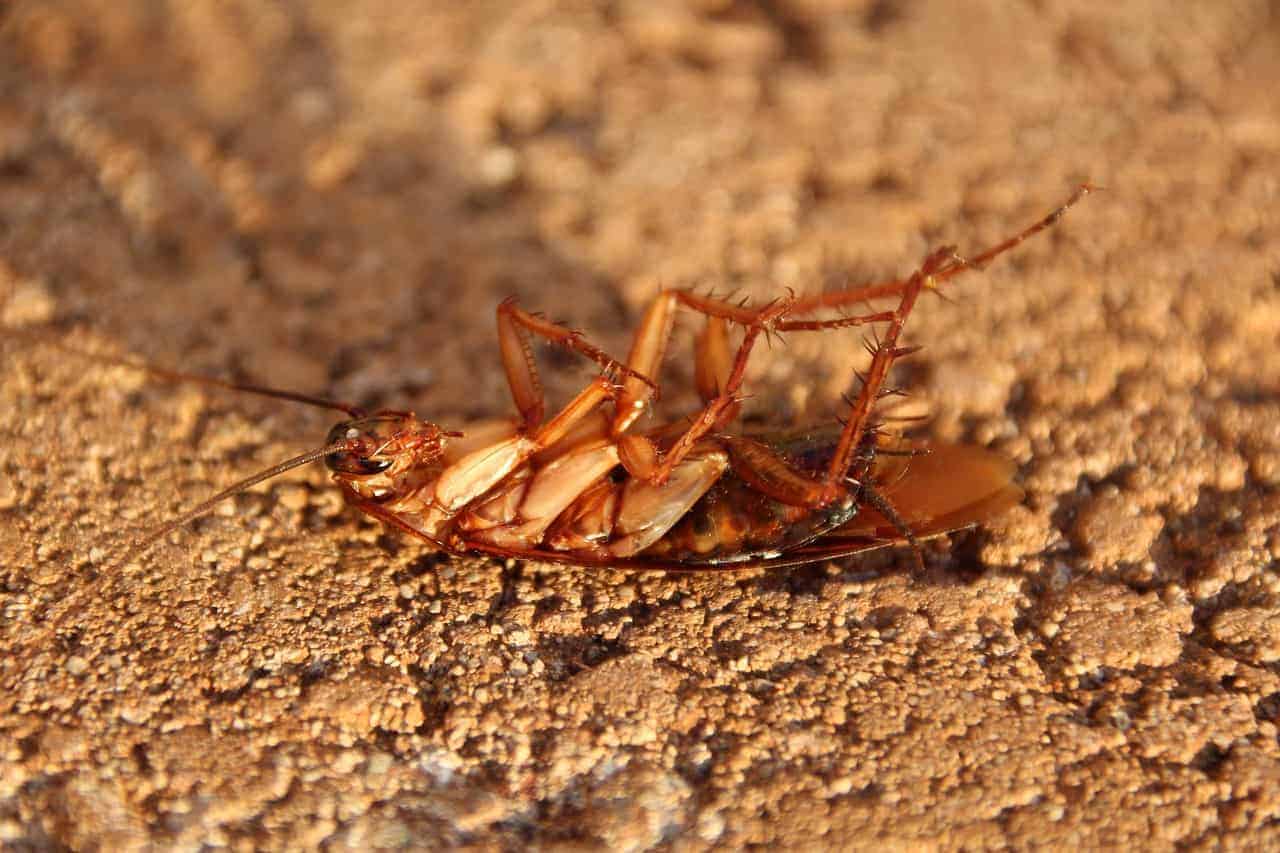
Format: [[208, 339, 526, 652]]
[[347, 493, 464, 555], [402, 300, 661, 548], [496, 297, 655, 431], [610, 288, 805, 437]]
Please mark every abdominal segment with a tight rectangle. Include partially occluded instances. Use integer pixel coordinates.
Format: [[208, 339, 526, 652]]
[[458, 439, 621, 549], [457, 439, 731, 559], [456, 429, 858, 564], [636, 429, 854, 563], [419, 426, 1017, 567]]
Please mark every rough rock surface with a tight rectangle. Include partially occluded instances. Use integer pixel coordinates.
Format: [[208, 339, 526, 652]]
[[2, 1, 1279, 849]]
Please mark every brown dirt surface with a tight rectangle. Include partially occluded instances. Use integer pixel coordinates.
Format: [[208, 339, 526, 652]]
[[3, 1, 1280, 849]]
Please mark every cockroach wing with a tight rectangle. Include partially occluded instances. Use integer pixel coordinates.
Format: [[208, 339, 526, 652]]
[[836, 443, 1024, 540]]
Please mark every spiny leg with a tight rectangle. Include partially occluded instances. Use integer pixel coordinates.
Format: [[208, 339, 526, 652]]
[[858, 480, 926, 572], [803, 256, 947, 568], [612, 290, 799, 480], [613, 289, 902, 483], [694, 315, 732, 404], [643, 298, 791, 483], [496, 297, 655, 431], [818, 247, 958, 502], [612, 186, 1096, 476], [611, 184, 1094, 439], [617, 186, 1079, 485], [785, 183, 1096, 317], [814, 184, 1097, 487], [612, 288, 826, 435]]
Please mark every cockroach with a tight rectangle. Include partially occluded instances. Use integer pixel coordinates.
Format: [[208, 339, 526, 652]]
[[69, 185, 1093, 573]]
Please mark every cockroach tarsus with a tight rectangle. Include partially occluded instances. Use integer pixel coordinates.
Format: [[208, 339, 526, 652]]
[[104, 184, 1094, 573]]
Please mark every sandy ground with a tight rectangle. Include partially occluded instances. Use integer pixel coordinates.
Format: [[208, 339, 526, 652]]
[[2, 1, 1279, 849]]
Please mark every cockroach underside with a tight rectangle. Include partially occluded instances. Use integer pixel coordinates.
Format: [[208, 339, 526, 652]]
[[100, 185, 1092, 574]]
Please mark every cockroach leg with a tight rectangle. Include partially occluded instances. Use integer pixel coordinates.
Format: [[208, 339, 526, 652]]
[[531, 375, 620, 448], [694, 315, 732, 404], [639, 295, 794, 484], [347, 494, 462, 555], [616, 290, 900, 486], [497, 298, 548, 429], [722, 436, 831, 508], [612, 290, 678, 433], [496, 297, 655, 432], [786, 183, 1097, 316], [820, 255, 940, 501], [611, 289, 812, 436], [815, 186, 1098, 497], [833, 294, 921, 491]]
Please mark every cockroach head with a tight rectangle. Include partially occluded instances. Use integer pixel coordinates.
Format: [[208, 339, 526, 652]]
[[324, 413, 453, 478]]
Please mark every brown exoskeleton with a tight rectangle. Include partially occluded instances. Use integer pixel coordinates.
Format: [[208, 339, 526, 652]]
[[117, 185, 1092, 571]]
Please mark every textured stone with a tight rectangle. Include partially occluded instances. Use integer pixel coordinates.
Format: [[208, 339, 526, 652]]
[[2, 1, 1279, 849]]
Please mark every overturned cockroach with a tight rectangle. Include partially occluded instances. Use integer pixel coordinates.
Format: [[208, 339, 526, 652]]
[[91, 186, 1092, 572]]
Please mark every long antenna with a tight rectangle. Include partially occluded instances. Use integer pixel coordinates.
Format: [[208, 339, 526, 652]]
[[128, 360, 364, 417], [118, 440, 353, 566], [7, 326, 364, 417]]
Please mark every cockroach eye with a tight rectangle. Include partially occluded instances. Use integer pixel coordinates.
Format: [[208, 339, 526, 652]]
[[328, 454, 392, 476], [324, 421, 394, 476]]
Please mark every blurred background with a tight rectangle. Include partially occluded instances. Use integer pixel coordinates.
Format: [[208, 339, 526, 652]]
[[7, 1, 1274, 421]]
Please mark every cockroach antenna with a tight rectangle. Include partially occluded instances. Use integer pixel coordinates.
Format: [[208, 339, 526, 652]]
[[5, 326, 366, 417], [47, 434, 360, 638], [116, 439, 356, 567], [124, 361, 365, 417], [2, 327, 373, 567]]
